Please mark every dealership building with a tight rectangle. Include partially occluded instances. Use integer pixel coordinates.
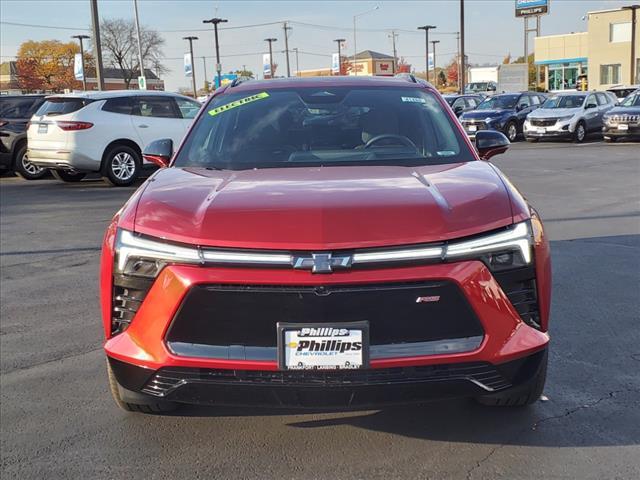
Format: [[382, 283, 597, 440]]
[[534, 5, 639, 91]]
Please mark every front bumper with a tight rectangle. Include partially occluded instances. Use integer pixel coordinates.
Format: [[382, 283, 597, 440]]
[[103, 259, 550, 407], [524, 119, 574, 139], [603, 124, 640, 138]]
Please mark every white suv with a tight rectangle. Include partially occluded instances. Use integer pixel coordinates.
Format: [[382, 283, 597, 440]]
[[27, 90, 201, 186]]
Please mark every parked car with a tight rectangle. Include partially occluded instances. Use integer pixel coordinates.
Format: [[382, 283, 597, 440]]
[[27, 90, 201, 186], [603, 89, 640, 142], [443, 94, 484, 117], [0, 94, 47, 179], [459, 92, 547, 141], [524, 91, 615, 143], [464, 81, 498, 96], [102, 76, 551, 413], [606, 85, 639, 102]]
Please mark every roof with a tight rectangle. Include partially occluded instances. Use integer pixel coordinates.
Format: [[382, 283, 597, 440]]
[[227, 75, 429, 93], [44, 90, 191, 100], [353, 50, 395, 60]]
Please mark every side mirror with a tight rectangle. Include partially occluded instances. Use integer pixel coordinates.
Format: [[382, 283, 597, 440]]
[[517, 103, 528, 111], [143, 138, 173, 168], [454, 105, 464, 115], [475, 130, 510, 160], [585, 103, 597, 109]]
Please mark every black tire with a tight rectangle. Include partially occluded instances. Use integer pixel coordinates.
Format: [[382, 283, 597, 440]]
[[13, 144, 47, 180], [525, 137, 539, 143], [504, 121, 518, 142], [475, 351, 548, 407], [107, 360, 178, 414], [573, 121, 586, 143], [51, 169, 86, 182], [101, 144, 141, 187]]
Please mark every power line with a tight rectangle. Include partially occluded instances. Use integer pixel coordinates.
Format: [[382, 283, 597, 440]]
[[0, 21, 90, 31]]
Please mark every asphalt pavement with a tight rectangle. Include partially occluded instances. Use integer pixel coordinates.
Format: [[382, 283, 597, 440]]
[[1, 140, 639, 479]]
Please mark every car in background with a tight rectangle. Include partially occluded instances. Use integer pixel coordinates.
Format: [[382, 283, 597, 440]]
[[27, 91, 201, 186], [0, 94, 47, 179], [465, 81, 497, 96], [602, 89, 640, 142], [524, 91, 615, 143], [443, 94, 484, 117], [459, 92, 546, 141], [606, 85, 639, 103]]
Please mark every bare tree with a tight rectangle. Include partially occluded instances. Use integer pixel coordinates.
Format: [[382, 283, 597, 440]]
[[99, 18, 168, 88]]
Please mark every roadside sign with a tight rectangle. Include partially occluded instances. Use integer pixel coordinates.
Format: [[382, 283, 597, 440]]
[[262, 53, 271, 77], [184, 53, 193, 77], [214, 73, 238, 89], [515, 0, 549, 17], [138, 76, 147, 90], [74, 53, 84, 80], [332, 53, 340, 74]]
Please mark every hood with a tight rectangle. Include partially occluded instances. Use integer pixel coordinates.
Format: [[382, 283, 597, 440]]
[[605, 106, 640, 116], [528, 107, 581, 118], [132, 163, 515, 250], [461, 109, 510, 120]]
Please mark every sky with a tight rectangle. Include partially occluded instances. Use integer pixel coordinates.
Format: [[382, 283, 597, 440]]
[[0, 0, 631, 92]]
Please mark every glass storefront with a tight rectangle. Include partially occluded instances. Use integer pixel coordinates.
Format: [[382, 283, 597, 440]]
[[547, 62, 587, 91]]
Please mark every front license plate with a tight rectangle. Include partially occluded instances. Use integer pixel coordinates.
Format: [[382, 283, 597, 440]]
[[277, 322, 369, 370], [536, 127, 546, 134], [618, 124, 629, 131], [38, 123, 48, 134], [467, 125, 477, 132]]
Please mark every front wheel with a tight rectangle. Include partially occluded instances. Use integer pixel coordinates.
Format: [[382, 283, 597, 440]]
[[51, 169, 86, 182], [504, 121, 518, 142], [573, 122, 586, 143], [14, 144, 47, 180], [101, 145, 141, 187]]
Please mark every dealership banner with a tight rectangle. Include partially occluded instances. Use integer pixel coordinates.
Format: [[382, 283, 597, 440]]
[[263, 53, 271, 77], [428, 52, 434, 71], [332, 53, 340, 74], [515, 0, 549, 17], [74, 53, 83, 80], [184, 53, 193, 77]]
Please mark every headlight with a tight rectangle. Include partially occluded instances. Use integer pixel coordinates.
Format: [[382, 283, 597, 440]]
[[485, 117, 495, 123], [556, 114, 575, 121]]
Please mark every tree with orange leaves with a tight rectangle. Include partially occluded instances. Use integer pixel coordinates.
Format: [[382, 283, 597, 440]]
[[16, 40, 80, 92]]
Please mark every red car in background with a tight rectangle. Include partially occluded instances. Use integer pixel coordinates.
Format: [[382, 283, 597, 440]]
[[101, 76, 551, 413]]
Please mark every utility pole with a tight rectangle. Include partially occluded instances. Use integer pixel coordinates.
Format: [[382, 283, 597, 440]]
[[292, 47, 300, 76], [264, 38, 277, 78], [203, 17, 228, 88], [283, 22, 292, 77], [459, 0, 466, 94], [132, 0, 145, 88], [334, 39, 345, 75], [623, 5, 639, 84], [89, 0, 104, 90], [388, 30, 399, 74], [183, 36, 198, 98], [431, 40, 440, 86], [456, 31, 461, 91], [201, 57, 208, 87], [71, 34, 90, 91], [418, 25, 436, 81]]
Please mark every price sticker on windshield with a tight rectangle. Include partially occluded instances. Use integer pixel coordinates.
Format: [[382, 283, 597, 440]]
[[208, 92, 270, 117]]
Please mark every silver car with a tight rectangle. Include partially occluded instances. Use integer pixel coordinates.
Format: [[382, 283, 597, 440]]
[[523, 91, 616, 143]]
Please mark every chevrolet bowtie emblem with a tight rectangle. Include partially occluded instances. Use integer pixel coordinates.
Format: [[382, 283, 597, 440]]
[[293, 253, 352, 274]]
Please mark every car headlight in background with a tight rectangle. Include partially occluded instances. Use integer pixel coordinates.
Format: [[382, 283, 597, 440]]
[[556, 114, 575, 122]]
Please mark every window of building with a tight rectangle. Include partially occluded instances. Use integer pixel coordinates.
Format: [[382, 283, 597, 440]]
[[548, 62, 583, 91], [636, 60, 640, 84], [600, 64, 621, 85], [610, 22, 632, 43]]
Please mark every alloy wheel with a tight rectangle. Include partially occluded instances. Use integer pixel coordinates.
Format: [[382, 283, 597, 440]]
[[507, 123, 517, 142], [21, 153, 44, 176], [111, 152, 136, 181], [576, 124, 585, 142]]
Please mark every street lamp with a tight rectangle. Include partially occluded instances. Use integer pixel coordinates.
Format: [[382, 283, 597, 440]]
[[71, 34, 90, 91], [183, 36, 198, 98], [622, 5, 640, 84], [203, 17, 228, 88], [264, 38, 277, 78], [292, 47, 300, 76], [431, 40, 440, 86], [417, 25, 436, 81], [334, 38, 346, 75], [353, 6, 379, 76]]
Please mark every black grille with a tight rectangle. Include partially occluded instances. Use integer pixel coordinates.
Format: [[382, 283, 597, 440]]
[[530, 118, 557, 127], [493, 267, 540, 330], [111, 275, 153, 335], [166, 282, 484, 348], [142, 362, 511, 397], [462, 120, 487, 130]]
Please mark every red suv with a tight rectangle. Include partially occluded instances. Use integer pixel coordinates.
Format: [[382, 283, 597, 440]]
[[101, 76, 551, 413]]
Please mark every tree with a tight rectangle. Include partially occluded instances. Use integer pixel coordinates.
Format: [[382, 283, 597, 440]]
[[233, 69, 254, 78], [446, 58, 459, 85], [396, 57, 411, 74], [16, 40, 79, 92], [502, 53, 512, 65], [100, 18, 167, 88], [438, 69, 447, 87]]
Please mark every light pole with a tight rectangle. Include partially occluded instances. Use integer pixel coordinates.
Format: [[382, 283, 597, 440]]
[[71, 34, 90, 91], [292, 47, 300, 76], [353, 6, 379, 76], [183, 36, 198, 98], [460, 0, 466, 93], [431, 40, 440, 86], [89, 0, 104, 90], [203, 17, 228, 88], [132, 0, 145, 88], [389, 31, 399, 74], [283, 22, 292, 77], [622, 5, 640, 84], [417, 25, 436, 81], [334, 38, 345, 75], [264, 38, 277, 78]]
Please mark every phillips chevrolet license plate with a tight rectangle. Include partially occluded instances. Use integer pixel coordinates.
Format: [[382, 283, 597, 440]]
[[277, 322, 369, 370], [618, 124, 629, 131], [467, 125, 477, 132]]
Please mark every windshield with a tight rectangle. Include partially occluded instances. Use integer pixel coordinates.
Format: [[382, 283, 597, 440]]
[[173, 86, 474, 170], [541, 95, 585, 109], [444, 96, 456, 106], [476, 95, 519, 110], [620, 91, 640, 107], [466, 83, 488, 93]]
